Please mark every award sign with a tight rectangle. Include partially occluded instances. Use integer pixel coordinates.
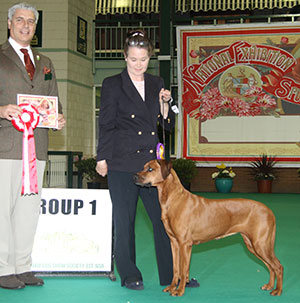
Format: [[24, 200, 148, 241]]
[[32, 188, 114, 278]]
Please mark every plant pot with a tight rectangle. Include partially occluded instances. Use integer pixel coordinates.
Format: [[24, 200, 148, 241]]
[[215, 178, 233, 193], [87, 182, 101, 189], [257, 179, 273, 193]]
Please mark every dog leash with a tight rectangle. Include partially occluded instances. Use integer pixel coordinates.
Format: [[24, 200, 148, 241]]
[[156, 95, 179, 159], [162, 97, 166, 148], [156, 93, 179, 160], [156, 97, 166, 160]]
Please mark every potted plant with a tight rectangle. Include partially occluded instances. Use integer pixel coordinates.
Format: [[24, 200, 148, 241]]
[[297, 168, 300, 178], [172, 158, 197, 190], [74, 156, 107, 189], [249, 154, 277, 193], [212, 163, 236, 193]]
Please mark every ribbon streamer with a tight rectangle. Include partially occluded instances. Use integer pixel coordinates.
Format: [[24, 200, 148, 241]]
[[11, 103, 40, 196]]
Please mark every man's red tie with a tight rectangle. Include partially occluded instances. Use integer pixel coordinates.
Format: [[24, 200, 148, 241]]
[[20, 48, 35, 80]]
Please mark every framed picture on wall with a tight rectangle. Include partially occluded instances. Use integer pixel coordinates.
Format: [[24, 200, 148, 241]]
[[77, 16, 87, 55]]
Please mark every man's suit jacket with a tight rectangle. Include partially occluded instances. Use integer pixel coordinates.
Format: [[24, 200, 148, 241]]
[[96, 69, 175, 173], [0, 41, 61, 160]]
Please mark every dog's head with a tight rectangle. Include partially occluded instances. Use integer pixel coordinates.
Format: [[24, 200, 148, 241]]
[[134, 159, 172, 187]]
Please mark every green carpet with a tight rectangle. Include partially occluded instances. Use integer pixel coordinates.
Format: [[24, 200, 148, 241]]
[[1, 193, 299, 303]]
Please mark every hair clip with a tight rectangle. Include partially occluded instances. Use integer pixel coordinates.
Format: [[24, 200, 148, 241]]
[[131, 31, 144, 37]]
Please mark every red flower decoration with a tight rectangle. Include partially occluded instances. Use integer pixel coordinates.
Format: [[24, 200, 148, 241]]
[[189, 50, 198, 58], [43, 66, 51, 74], [280, 37, 288, 45]]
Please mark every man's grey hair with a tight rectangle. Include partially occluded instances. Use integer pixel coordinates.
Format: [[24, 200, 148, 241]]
[[8, 3, 39, 24]]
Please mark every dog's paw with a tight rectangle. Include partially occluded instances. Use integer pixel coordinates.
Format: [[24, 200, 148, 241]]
[[270, 288, 282, 296], [261, 283, 273, 291], [171, 288, 185, 297], [163, 286, 170, 293], [163, 285, 174, 293]]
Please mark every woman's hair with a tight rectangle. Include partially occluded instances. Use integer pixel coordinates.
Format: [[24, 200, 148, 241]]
[[124, 29, 154, 57], [8, 3, 39, 24]]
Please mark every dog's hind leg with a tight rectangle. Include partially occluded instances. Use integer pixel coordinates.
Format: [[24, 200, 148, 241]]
[[241, 232, 283, 296], [241, 234, 276, 289], [251, 230, 283, 296]]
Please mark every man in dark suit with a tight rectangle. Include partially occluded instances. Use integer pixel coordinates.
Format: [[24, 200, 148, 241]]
[[0, 3, 65, 289]]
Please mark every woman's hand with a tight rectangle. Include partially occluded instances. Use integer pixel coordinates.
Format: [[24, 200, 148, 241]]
[[159, 88, 171, 119], [96, 160, 108, 177]]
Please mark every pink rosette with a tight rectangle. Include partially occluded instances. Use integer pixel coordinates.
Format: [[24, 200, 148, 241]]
[[11, 103, 40, 196]]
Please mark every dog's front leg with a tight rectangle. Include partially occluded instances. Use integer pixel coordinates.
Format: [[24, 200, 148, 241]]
[[172, 243, 192, 297], [163, 237, 179, 294], [185, 242, 192, 284]]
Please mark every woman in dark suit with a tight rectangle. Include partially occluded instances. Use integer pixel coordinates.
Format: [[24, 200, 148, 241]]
[[96, 30, 175, 290]]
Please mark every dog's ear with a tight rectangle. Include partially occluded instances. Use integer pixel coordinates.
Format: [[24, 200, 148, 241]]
[[158, 159, 172, 179]]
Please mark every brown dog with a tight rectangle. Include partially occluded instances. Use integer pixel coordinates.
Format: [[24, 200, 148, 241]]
[[135, 159, 283, 297]]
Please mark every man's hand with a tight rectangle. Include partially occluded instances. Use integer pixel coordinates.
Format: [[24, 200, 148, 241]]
[[0, 104, 22, 121], [57, 114, 66, 130]]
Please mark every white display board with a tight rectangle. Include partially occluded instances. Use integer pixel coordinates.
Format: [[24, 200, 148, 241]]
[[31, 188, 113, 277]]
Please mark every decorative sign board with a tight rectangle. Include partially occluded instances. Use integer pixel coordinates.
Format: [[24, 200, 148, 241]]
[[32, 188, 113, 277], [177, 23, 300, 166]]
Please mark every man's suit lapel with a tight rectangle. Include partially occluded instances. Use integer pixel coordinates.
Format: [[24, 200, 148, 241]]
[[1, 41, 32, 84]]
